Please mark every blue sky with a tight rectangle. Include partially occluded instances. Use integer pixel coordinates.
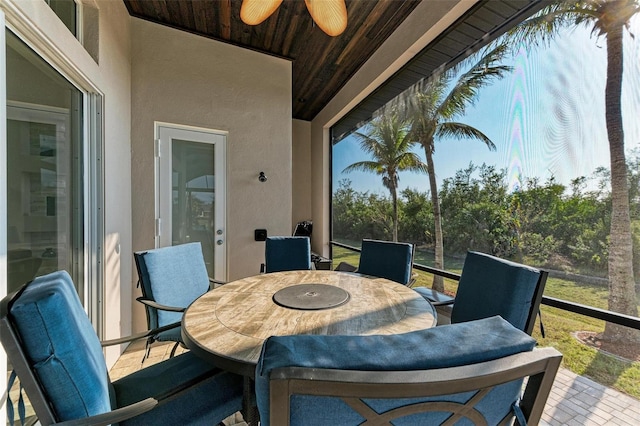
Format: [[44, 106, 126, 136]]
[[332, 17, 640, 196]]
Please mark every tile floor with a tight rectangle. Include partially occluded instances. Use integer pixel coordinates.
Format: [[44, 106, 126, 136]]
[[110, 340, 640, 426], [541, 368, 640, 426]]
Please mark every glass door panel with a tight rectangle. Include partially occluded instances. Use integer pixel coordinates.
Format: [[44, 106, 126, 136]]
[[6, 31, 84, 297], [157, 126, 226, 281], [172, 140, 216, 275], [5, 29, 85, 425]]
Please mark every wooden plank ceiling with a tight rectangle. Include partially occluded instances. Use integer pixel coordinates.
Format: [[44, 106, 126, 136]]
[[123, 0, 422, 121]]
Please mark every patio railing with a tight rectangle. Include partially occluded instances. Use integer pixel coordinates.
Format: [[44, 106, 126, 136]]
[[330, 241, 640, 331]]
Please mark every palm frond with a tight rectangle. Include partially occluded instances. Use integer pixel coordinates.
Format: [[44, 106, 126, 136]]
[[437, 42, 512, 118], [397, 152, 429, 174], [342, 161, 384, 175], [590, 0, 640, 36], [505, 0, 640, 65], [344, 110, 425, 192], [508, 5, 577, 49], [396, 71, 451, 127], [352, 132, 381, 157], [435, 122, 496, 151]]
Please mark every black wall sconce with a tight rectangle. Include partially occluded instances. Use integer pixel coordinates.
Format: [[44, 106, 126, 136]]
[[258, 171, 267, 183]]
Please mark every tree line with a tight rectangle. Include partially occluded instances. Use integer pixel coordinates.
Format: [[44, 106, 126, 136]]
[[333, 154, 640, 280]]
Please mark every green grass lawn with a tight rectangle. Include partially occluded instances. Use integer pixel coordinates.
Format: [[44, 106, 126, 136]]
[[331, 246, 640, 399]]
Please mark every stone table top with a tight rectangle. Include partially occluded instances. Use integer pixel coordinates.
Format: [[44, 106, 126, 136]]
[[182, 270, 437, 377]]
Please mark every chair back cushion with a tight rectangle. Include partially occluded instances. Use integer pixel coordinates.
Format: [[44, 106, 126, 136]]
[[8, 270, 112, 421], [451, 251, 542, 332], [256, 316, 536, 425], [357, 239, 413, 285], [265, 236, 311, 273], [135, 242, 211, 327]]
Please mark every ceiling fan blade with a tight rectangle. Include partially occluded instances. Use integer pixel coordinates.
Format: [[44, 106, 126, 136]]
[[240, 0, 284, 25], [304, 0, 348, 36]]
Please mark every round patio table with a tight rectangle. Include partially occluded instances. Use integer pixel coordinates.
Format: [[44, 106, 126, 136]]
[[182, 270, 437, 424]]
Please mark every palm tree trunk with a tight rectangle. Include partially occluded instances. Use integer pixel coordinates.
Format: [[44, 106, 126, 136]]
[[391, 185, 399, 242], [602, 24, 640, 343], [424, 144, 445, 292]]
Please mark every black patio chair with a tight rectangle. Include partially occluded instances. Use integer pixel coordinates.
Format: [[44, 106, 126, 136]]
[[1, 270, 243, 425], [414, 251, 548, 335], [134, 242, 225, 360], [335, 239, 416, 286]]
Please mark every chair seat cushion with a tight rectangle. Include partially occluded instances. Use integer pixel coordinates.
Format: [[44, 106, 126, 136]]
[[256, 316, 536, 425], [113, 351, 243, 425], [413, 286, 455, 304], [154, 325, 183, 343], [10, 271, 111, 421]]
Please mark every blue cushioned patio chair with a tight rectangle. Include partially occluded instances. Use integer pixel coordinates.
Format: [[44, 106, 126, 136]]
[[414, 251, 548, 335], [134, 242, 225, 360], [0, 270, 243, 426], [263, 236, 311, 273], [256, 316, 561, 426], [353, 239, 415, 285]]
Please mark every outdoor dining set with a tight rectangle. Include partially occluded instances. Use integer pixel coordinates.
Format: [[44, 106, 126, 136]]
[[1, 237, 562, 425]]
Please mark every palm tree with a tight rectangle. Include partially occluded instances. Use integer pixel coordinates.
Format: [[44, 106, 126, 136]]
[[509, 0, 639, 344], [400, 43, 512, 293], [343, 112, 427, 241]]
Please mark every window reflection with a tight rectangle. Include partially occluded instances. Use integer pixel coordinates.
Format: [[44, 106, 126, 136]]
[[6, 30, 84, 296]]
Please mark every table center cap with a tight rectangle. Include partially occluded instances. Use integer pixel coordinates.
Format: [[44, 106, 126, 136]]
[[273, 284, 350, 310]]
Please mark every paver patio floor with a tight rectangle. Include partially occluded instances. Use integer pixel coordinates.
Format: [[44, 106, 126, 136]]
[[110, 340, 640, 425]]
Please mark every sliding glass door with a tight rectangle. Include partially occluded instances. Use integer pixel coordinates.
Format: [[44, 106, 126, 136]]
[[3, 26, 104, 424], [5, 30, 85, 298]]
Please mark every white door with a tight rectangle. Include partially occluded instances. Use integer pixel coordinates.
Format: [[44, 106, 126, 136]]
[[156, 124, 227, 281]]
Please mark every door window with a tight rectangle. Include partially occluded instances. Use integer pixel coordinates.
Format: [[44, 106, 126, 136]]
[[157, 126, 227, 281]]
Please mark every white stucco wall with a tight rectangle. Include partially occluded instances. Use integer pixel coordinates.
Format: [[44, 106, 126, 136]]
[[130, 19, 292, 330], [1, 0, 132, 368], [292, 119, 312, 227], [97, 0, 133, 367]]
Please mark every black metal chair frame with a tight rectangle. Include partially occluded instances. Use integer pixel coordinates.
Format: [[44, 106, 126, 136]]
[[0, 283, 199, 426], [268, 346, 562, 426]]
